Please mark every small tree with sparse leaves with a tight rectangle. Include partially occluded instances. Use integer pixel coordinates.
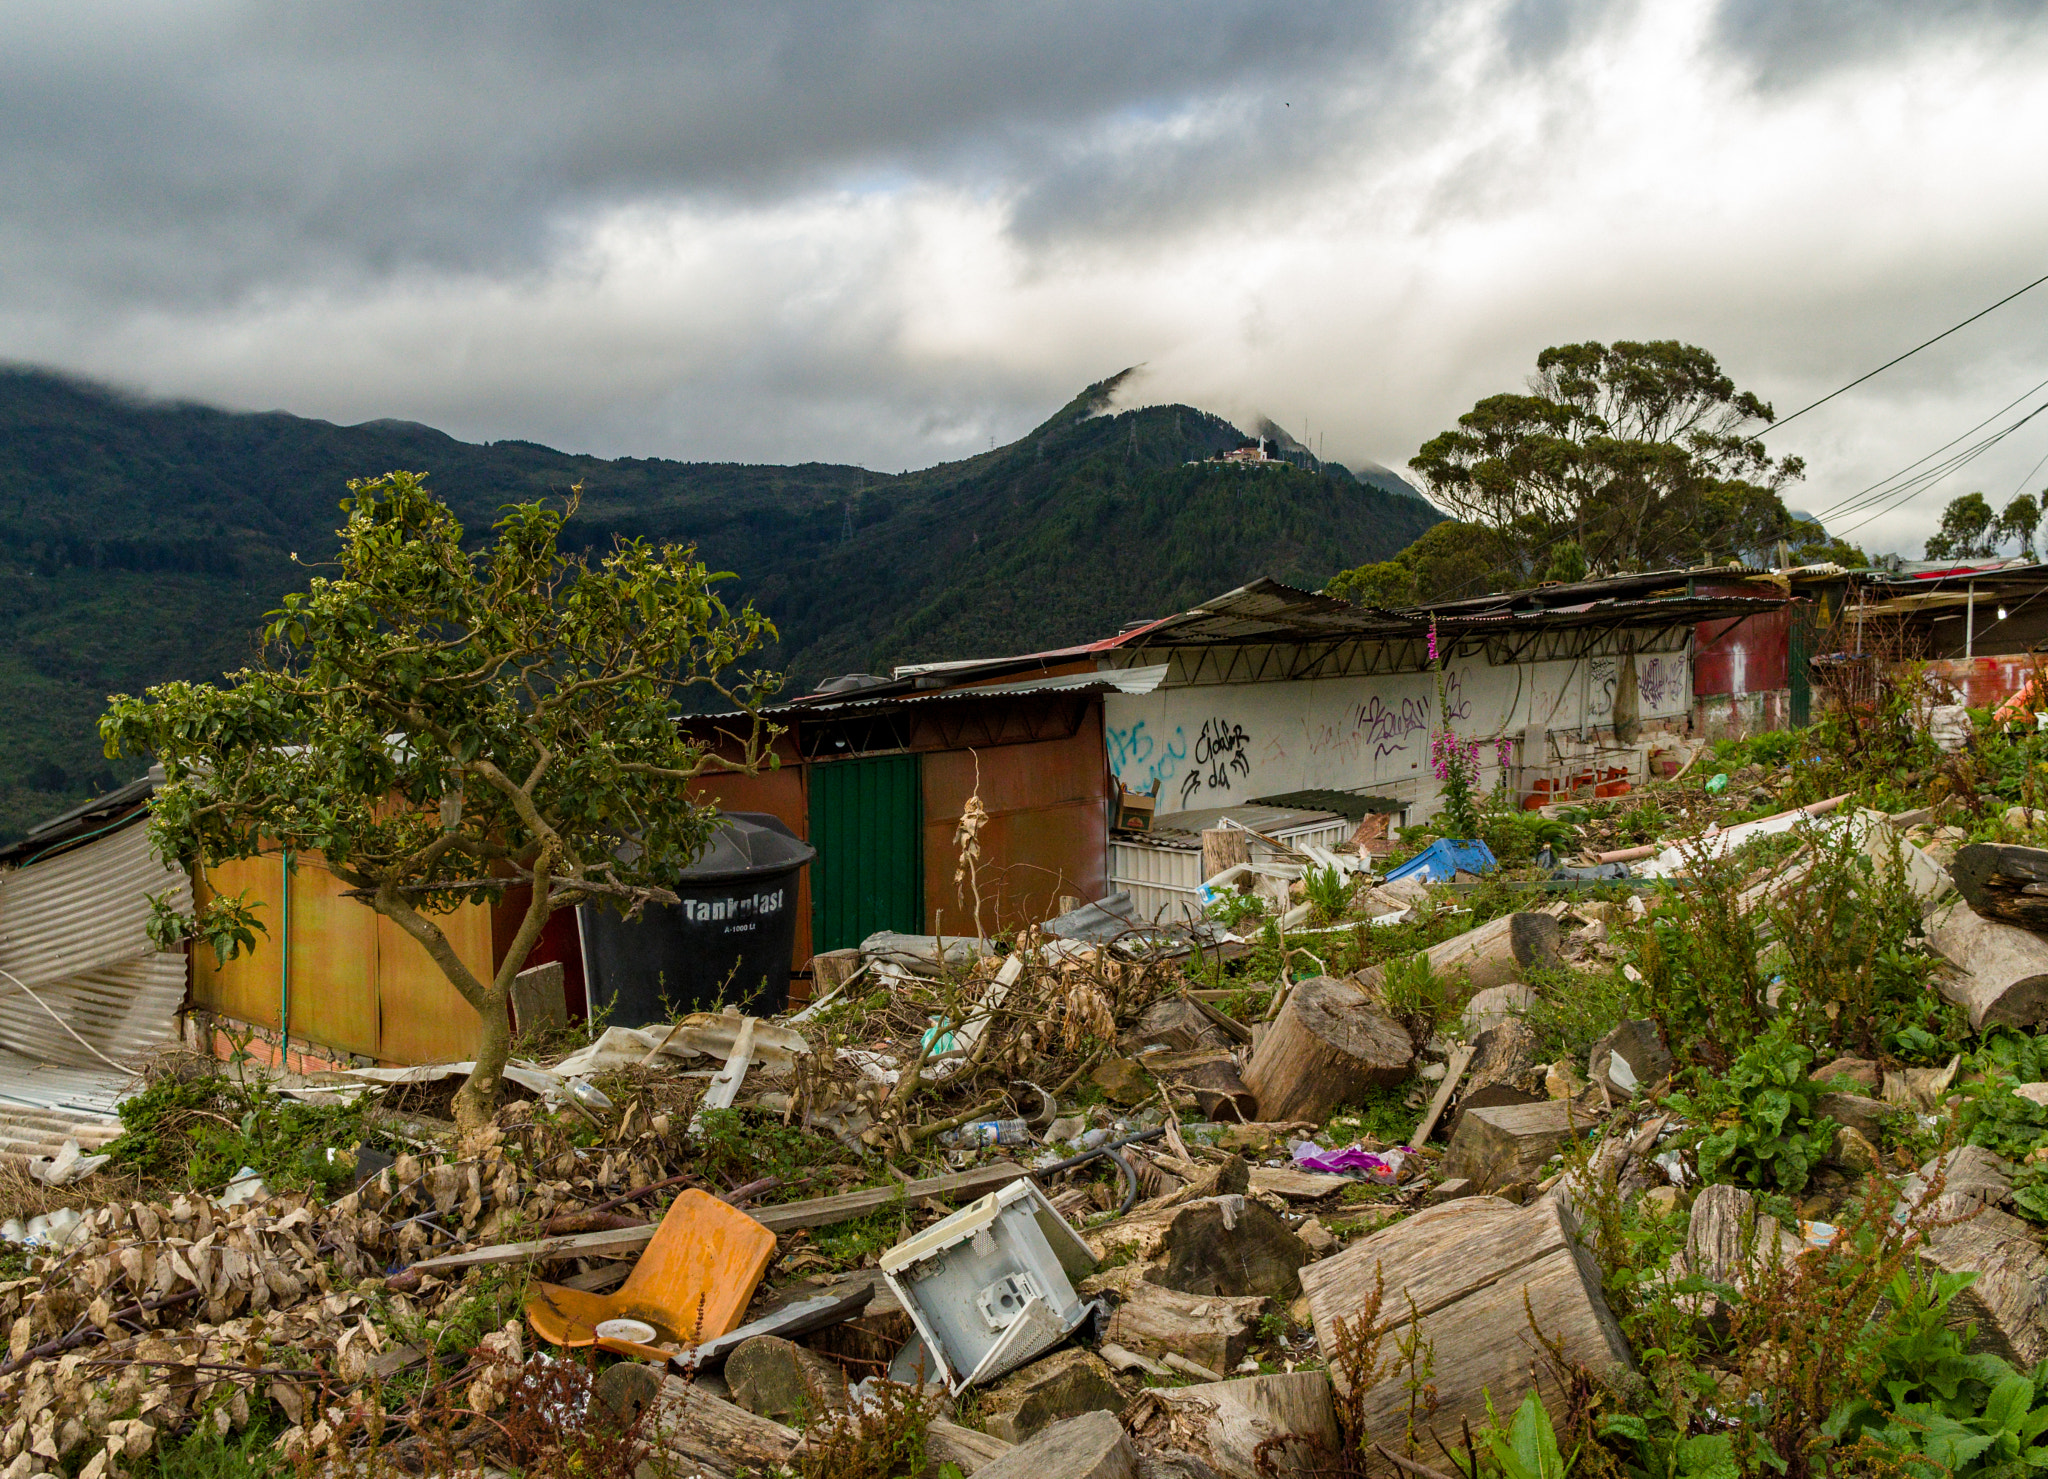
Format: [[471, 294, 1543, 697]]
[[102, 471, 779, 1132]]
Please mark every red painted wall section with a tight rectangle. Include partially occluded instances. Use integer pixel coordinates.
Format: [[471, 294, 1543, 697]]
[[1694, 605, 1793, 698], [921, 709, 1109, 938], [1921, 655, 2040, 709]]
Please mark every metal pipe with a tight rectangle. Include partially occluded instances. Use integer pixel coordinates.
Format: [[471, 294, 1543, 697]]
[[279, 849, 291, 1071]]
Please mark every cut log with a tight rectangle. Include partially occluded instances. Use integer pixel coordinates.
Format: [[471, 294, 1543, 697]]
[[929, 1420, 1014, 1476], [1424, 912, 1562, 993], [809, 948, 865, 994], [1439, 1098, 1602, 1195], [975, 1410, 1139, 1479], [725, 1335, 848, 1424], [1242, 975, 1413, 1124], [1145, 1049, 1258, 1122], [1587, 1020, 1671, 1099], [1203, 828, 1253, 886], [1124, 1371, 1341, 1479], [509, 962, 567, 1036], [1106, 1283, 1267, 1375], [1681, 1184, 1803, 1288], [981, 1348, 1124, 1444], [1247, 1166, 1355, 1201], [1462, 983, 1535, 1037], [1411, 1043, 1476, 1146], [1952, 843, 2048, 930], [1926, 900, 2048, 1030], [1919, 1195, 2048, 1368], [1149, 1196, 1311, 1300], [647, 1375, 803, 1478], [1130, 997, 1232, 1053], [1297, 1197, 1632, 1463]]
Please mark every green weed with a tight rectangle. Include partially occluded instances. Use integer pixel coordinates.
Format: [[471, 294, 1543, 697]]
[[1665, 1028, 1837, 1195], [105, 1072, 374, 1196]]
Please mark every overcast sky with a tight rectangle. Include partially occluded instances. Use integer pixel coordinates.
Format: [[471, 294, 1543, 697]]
[[3, 0, 2045, 557]]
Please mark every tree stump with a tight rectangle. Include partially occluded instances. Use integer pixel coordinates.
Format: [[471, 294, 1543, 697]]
[[1146, 1049, 1258, 1121], [1927, 900, 2048, 1030], [1953, 843, 2048, 930], [975, 1411, 1138, 1479], [1202, 827, 1253, 884], [1243, 975, 1412, 1123], [647, 1375, 804, 1477], [1125, 1372, 1340, 1479], [1439, 1098, 1601, 1194], [1150, 1197, 1310, 1300]]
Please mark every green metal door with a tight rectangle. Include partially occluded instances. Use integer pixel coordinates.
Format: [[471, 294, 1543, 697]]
[[1789, 614, 1812, 728], [808, 753, 924, 952]]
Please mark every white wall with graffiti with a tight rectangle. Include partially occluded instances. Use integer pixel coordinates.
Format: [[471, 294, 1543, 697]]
[[1104, 648, 1691, 819]]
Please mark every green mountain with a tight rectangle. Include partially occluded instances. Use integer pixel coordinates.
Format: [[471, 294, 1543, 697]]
[[0, 365, 1439, 839]]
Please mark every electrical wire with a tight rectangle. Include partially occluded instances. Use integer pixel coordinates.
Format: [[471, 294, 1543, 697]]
[[0, 965, 141, 1076], [1809, 371, 2048, 524], [1831, 400, 2048, 540], [1763, 267, 2048, 435]]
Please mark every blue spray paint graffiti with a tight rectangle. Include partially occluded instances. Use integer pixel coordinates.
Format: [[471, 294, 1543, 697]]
[[1107, 720, 1186, 792]]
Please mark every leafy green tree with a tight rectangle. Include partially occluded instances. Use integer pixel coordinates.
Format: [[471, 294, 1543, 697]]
[[1926, 493, 1997, 561], [1324, 560, 1416, 607], [1409, 340, 1804, 574], [2000, 493, 2041, 561], [101, 472, 779, 1132], [1326, 520, 1521, 607]]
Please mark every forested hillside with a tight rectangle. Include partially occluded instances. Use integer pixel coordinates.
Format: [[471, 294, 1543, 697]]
[[0, 367, 1438, 838]]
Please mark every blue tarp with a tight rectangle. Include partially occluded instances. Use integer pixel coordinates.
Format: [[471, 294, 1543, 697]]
[[1383, 837, 1498, 884]]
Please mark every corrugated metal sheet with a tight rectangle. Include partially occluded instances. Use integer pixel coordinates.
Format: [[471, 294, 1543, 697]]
[[0, 822, 188, 1069]]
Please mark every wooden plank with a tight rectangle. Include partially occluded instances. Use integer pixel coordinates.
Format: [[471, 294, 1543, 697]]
[[402, 1161, 1032, 1275], [1411, 1043, 1476, 1148]]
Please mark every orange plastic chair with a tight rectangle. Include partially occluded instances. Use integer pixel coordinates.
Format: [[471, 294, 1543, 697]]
[[525, 1189, 777, 1359]]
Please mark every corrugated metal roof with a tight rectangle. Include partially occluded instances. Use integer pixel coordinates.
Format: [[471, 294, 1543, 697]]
[[0, 821, 189, 1070], [763, 664, 1167, 720]]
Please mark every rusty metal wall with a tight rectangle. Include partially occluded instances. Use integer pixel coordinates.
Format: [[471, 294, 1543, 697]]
[[1694, 605, 1793, 698], [1920, 655, 2041, 708], [920, 706, 1109, 938]]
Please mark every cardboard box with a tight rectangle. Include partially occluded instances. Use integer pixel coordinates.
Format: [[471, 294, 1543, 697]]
[[1115, 786, 1157, 831]]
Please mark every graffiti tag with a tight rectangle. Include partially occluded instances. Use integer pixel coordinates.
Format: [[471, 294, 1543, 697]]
[[1357, 694, 1430, 760], [1179, 717, 1253, 805]]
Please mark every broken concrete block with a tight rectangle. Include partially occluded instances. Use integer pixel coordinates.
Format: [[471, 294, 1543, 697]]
[[1125, 1371, 1341, 1479], [1587, 1020, 1671, 1098], [726, 1335, 848, 1424], [1439, 1098, 1602, 1195], [1461, 983, 1536, 1038], [981, 1348, 1124, 1445], [1926, 899, 2048, 1030], [1425, 912, 1563, 993], [1298, 1197, 1632, 1454], [1242, 975, 1412, 1124], [1813, 1055, 1881, 1091], [974, 1409, 1139, 1479], [1107, 1283, 1267, 1375], [1919, 1195, 2048, 1368], [1150, 1196, 1310, 1301]]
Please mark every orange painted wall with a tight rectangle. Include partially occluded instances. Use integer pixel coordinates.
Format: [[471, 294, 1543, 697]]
[[191, 850, 492, 1064]]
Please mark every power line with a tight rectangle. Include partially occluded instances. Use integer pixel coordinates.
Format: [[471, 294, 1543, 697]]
[[1810, 371, 2048, 524], [1763, 267, 2048, 435]]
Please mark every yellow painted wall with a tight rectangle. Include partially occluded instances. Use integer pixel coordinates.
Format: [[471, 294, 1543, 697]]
[[191, 851, 490, 1064]]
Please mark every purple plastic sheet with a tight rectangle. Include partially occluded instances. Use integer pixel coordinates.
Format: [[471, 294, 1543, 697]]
[[1290, 1141, 1410, 1181]]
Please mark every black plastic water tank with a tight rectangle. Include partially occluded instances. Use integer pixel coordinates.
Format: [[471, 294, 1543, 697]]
[[578, 812, 815, 1027]]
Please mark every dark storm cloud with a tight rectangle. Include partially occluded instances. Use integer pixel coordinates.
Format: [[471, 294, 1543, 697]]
[[0, 2, 1437, 310], [1709, 0, 2046, 83]]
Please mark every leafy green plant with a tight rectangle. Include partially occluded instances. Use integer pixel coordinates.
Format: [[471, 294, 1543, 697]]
[[1204, 888, 1268, 929], [1304, 864, 1354, 923], [1379, 951, 1452, 1043], [1955, 1029, 2048, 1223], [1476, 1391, 1577, 1479], [1824, 1269, 2048, 1478], [105, 1072, 373, 1195], [1665, 1029, 1836, 1194]]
